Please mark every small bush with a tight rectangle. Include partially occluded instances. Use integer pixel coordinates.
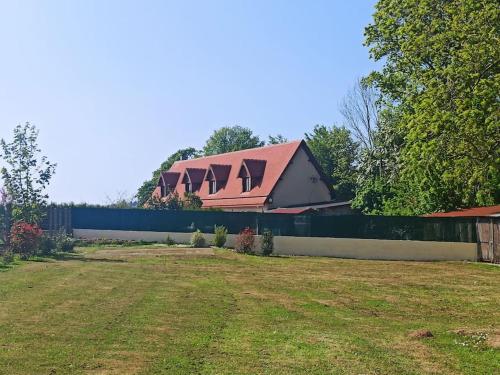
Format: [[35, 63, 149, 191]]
[[213, 225, 228, 248], [165, 235, 175, 246], [1, 250, 14, 264], [39, 234, 56, 255], [235, 227, 255, 254], [261, 229, 274, 256], [54, 229, 75, 252], [9, 221, 43, 260], [190, 230, 206, 248]]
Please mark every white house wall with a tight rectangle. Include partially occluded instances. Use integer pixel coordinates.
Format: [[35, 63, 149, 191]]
[[74, 229, 478, 262], [269, 146, 331, 209]]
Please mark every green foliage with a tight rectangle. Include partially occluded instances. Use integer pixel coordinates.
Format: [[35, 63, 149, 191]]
[[54, 229, 75, 252], [305, 125, 359, 201], [164, 235, 175, 246], [0, 123, 56, 224], [203, 126, 264, 156], [183, 192, 203, 210], [190, 230, 206, 248], [213, 225, 227, 248], [38, 234, 56, 255], [136, 179, 157, 208], [0, 189, 10, 247], [364, 0, 500, 213], [260, 229, 274, 256], [165, 191, 184, 210], [352, 107, 405, 214], [267, 134, 288, 145], [136, 148, 200, 206], [147, 191, 184, 210], [1, 250, 14, 264]]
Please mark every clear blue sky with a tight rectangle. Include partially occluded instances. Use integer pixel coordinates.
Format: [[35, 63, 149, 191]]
[[0, 0, 378, 204]]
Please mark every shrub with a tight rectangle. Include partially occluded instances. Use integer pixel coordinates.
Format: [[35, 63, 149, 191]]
[[261, 229, 274, 256], [1, 250, 14, 264], [165, 235, 175, 246], [9, 221, 43, 260], [190, 230, 206, 248], [235, 227, 255, 254], [54, 229, 75, 252], [213, 225, 227, 248], [39, 234, 56, 255]]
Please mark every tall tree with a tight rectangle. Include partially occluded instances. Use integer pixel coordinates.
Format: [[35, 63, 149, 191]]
[[305, 125, 359, 201], [339, 79, 379, 151], [339, 80, 405, 214], [365, 0, 500, 213], [136, 147, 200, 206], [203, 126, 264, 156], [0, 123, 57, 223]]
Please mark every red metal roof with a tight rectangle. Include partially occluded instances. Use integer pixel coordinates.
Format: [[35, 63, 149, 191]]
[[425, 205, 500, 217], [163, 141, 304, 208], [267, 207, 314, 214]]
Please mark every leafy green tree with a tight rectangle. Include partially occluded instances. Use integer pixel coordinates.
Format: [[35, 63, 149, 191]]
[[183, 192, 203, 210], [365, 0, 500, 213], [146, 191, 183, 210], [305, 125, 359, 201], [136, 147, 200, 206], [0, 123, 56, 224], [267, 134, 288, 145], [203, 126, 264, 156]]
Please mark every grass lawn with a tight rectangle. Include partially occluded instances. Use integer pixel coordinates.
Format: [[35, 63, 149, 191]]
[[0, 245, 499, 374]]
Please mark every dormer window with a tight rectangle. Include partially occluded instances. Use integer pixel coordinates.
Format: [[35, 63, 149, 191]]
[[238, 159, 266, 193], [158, 172, 180, 197], [182, 168, 206, 193], [209, 180, 217, 194], [205, 164, 231, 195], [242, 177, 251, 192]]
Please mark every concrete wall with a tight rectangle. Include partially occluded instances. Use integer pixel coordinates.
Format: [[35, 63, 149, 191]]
[[74, 229, 477, 261], [269, 147, 331, 209]]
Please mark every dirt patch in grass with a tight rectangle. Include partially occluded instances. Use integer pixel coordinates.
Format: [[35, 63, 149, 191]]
[[88, 247, 215, 259], [487, 331, 500, 349], [409, 329, 434, 339]]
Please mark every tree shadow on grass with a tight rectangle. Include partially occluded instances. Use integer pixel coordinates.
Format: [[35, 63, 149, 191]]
[[28, 252, 127, 264], [0, 263, 15, 272], [56, 252, 127, 263]]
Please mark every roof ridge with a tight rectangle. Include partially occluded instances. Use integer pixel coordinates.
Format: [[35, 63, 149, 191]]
[[171, 140, 302, 165]]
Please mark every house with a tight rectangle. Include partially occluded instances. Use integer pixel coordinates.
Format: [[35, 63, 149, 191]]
[[153, 140, 337, 212]]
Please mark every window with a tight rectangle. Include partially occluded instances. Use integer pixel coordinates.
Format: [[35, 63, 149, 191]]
[[242, 176, 251, 192], [209, 180, 217, 194], [185, 182, 192, 193]]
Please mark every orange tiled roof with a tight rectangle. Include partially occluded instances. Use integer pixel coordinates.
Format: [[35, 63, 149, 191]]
[[161, 141, 305, 208]]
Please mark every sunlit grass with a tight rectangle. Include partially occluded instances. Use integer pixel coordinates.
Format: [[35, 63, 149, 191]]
[[0, 246, 498, 374]]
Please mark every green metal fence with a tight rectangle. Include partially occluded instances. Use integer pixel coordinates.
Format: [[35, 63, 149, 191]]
[[68, 207, 477, 243]]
